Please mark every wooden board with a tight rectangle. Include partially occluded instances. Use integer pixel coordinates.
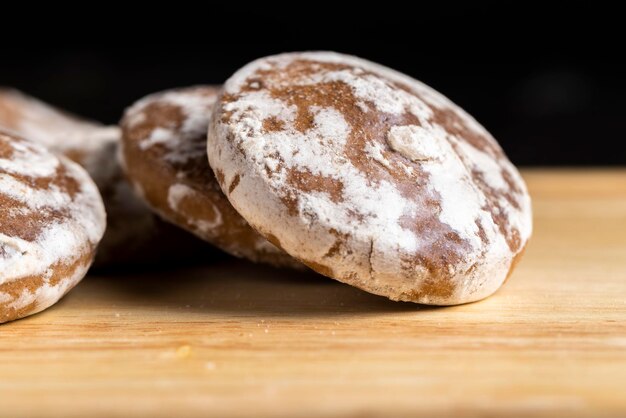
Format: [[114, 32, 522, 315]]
[[1, 169, 625, 418]]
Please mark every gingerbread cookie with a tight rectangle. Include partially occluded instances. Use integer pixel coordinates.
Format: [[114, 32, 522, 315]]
[[208, 52, 532, 305], [0, 130, 106, 323], [120, 86, 299, 268]]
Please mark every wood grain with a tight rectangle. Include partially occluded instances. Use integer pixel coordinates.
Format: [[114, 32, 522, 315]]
[[1, 169, 625, 418]]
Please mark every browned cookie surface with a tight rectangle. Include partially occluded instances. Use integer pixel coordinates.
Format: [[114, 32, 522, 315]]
[[208, 52, 532, 305], [0, 130, 105, 323]]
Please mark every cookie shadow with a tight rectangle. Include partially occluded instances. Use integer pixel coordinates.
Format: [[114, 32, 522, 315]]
[[84, 258, 436, 318]]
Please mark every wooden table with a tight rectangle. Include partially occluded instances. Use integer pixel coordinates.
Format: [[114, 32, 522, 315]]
[[1, 169, 625, 418]]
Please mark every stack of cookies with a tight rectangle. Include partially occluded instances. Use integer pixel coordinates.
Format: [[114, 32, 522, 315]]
[[0, 52, 532, 323]]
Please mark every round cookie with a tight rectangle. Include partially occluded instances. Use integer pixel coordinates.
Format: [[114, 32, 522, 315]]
[[208, 52, 532, 305], [0, 130, 106, 323], [120, 86, 299, 268], [0, 88, 208, 266]]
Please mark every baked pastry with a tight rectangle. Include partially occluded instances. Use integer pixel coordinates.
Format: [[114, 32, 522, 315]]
[[208, 52, 532, 305], [120, 86, 299, 268], [0, 130, 106, 323], [0, 88, 209, 266]]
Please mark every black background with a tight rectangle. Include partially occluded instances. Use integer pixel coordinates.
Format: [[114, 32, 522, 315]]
[[1, 3, 623, 166]]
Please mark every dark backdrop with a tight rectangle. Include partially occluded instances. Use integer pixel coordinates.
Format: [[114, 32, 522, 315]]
[[1, 3, 623, 166]]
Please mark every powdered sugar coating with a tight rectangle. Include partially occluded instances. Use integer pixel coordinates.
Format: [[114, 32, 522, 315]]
[[120, 86, 300, 268], [167, 183, 223, 233], [2, 258, 90, 320], [209, 52, 532, 305], [0, 130, 106, 322]]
